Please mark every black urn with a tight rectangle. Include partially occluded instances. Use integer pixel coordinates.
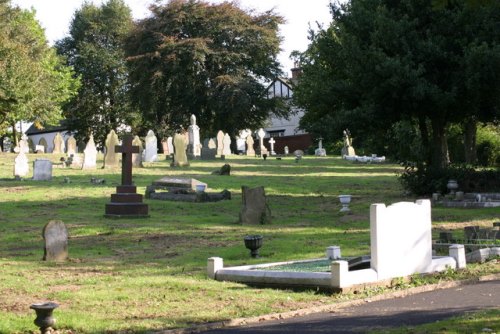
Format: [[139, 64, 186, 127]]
[[30, 302, 59, 334], [244, 235, 263, 258]]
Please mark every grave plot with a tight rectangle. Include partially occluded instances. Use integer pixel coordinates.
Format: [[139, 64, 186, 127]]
[[145, 177, 230, 202], [208, 200, 463, 291]]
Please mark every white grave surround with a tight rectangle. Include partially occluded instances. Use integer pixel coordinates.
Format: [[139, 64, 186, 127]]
[[208, 200, 463, 289]]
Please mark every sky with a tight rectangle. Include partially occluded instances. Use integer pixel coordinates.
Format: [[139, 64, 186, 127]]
[[10, 0, 334, 77]]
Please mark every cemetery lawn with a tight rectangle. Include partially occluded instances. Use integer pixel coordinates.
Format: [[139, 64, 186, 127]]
[[0, 153, 498, 333]]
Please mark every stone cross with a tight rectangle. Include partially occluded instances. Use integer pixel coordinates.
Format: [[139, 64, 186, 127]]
[[318, 137, 323, 149], [115, 135, 139, 186], [268, 137, 276, 155]]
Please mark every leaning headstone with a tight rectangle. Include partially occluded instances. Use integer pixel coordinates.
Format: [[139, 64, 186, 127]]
[[188, 114, 202, 158], [82, 134, 97, 170], [239, 186, 272, 225], [33, 159, 52, 180], [144, 130, 158, 162], [246, 135, 255, 156], [53, 132, 64, 154], [222, 133, 232, 156], [216, 131, 224, 156], [66, 136, 77, 156], [103, 130, 120, 168], [132, 135, 143, 167], [172, 133, 189, 167], [42, 220, 68, 261], [14, 151, 29, 177]]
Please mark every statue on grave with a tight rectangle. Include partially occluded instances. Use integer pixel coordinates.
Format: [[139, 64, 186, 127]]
[[341, 129, 356, 157]]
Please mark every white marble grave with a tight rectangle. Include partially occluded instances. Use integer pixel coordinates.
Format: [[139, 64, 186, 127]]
[[188, 114, 201, 157], [144, 130, 158, 162], [222, 133, 231, 156], [14, 151, 29, 177], [82, 135, 97, 169]]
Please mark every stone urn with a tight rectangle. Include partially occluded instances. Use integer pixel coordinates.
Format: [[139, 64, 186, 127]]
[[447, 179, 458, 195], [338, 195, 352, 213], [30, 302, 59, 334], [244, 235, 263, 258]]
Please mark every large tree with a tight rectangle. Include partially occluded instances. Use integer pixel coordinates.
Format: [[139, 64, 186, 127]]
[[57, 0, 136, 147], [125, 0, 287, 139], [0, 0, 79, 147], [294, 0, 500, 169]]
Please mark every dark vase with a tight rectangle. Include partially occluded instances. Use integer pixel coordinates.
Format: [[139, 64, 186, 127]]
[[30, 302, 59, 334], [244, 235, 263, 258]]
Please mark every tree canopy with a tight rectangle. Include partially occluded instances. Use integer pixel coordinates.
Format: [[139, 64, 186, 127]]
[[56, 0, 136, 147], [125, 0, 286, 139], [294, 0, 500, 169], [0, 0, 79, 140]]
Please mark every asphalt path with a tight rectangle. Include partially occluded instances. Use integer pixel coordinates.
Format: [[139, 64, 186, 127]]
[[200, 280, 499, 334]]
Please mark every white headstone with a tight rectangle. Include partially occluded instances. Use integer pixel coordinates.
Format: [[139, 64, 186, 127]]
[[284, 146, 289, 155], [33, 159, 53, 180], [257, 128, 268, 154], [19, 134, 29, 154], [144, 130, 158, 162], [268, 137, 276, 155], [14, 151, 29, 177], [222, 133, 231, 156], [82, 134, 97, 170], [188, 114, 201, 157], [35, 145, 45, 153], [236, 137, 246, 153], [167, 136, 174, 155]]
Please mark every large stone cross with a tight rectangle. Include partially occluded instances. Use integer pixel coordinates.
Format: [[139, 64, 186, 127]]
[[116, 134, 139, 186]]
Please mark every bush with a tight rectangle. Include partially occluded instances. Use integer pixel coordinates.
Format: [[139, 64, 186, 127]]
[[398, 163, 500, 196]]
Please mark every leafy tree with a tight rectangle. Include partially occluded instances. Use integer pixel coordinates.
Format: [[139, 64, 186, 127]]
[[0, 0, 79, 147], [57, 0, 136, 147], [294, 0, 500, 169], [125, 0, 286, 139]]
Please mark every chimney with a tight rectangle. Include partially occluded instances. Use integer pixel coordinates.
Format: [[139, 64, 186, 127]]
[[290, 62, 302, 83]]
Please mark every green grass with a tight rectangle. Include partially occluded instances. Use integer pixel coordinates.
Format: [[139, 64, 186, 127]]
[[0, 153, 498, 333]]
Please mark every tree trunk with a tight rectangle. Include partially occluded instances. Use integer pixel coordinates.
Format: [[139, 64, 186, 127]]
[[11, 123, 18, 151], [463, 119, 477, 164], [430, 119, 449, 170], [417, 115, 430, 168]]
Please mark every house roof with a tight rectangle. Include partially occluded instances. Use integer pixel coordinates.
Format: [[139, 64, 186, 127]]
[[25, 120, 70, 135]]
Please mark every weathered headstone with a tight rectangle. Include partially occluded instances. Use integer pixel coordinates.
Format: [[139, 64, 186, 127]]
[[172, 133, 189, 167], [52, 132, 64, 154], [105, 134, 149, 218], [14, 151, 29, 177], [246, 135, 255, 156], [216, 131, 224, 156], [33, 159, 52, 180], [82, 134, 97, 170], [201, 138, 216, 160], [239, 186, 271, 224], [42, 220, 68, 261], [257, 128, 268, 155], [103, 130, 120, 168], [188, 114, 202, 158], [143, 130, 158, 162], [222, 133, 231, 156], [132, 136, 143, 167], [66, 136, 77, 156]]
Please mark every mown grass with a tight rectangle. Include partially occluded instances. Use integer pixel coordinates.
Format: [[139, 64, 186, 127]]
[[0, 153, 498, 333]]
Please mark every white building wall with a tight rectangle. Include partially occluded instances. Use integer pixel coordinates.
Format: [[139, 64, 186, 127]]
[[28, 131, 72, 153]]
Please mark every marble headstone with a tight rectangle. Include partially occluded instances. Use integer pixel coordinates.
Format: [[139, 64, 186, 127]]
[[188, 114, 202, 157], [14, 151, 29, 177], [33, 159, 52, 180], [144, 130, 158, 162], [222, 133, 232, 156], [42, 220, 68, 261], [104, 130, 120, 168], [167, 136, 174, 156], [82, 134, 97, 169], [132, 135, 144, 167]]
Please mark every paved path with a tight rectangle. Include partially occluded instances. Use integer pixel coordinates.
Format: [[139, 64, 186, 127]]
[[200, 280, 499, 334]]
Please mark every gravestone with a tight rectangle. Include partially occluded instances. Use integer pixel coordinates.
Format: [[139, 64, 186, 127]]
[[104, 130, 120, 168], [222, 133, 231, 156], [239, 186, 271, 225], [236, 129, 250, 154], [19, 134, 30, 154], [52, 132, 64, 154], [208, 138, 217, 149], [257, 128, 268, 155], [212, 164, 230, 175], [14, 151, 29, 177], [172, 133, 189, 167], [216, 131, 224, 156], [144, 130, 158, 162], [166, 136, 174, 156], [201, 138, 216, 160], [284, 146, 289, 155], [188, 114, 202, 158], [35, 145, 45, 153], [42, 220, 68, 261], [66, 136, 77, 156], [246, 135, 255, 156], [268, 137, 276, 155], [161, 139, 169, 155], [132, 135, 143, 167], [315, 137, 326, 156], [82, 134, 97, 170], [38, 137, 48, 153], [105, 134, 149, 218], [33, 159, 52, 180], [341, 129, 356, 157]]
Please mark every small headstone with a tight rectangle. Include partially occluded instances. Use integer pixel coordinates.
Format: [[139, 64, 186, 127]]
[[284, 146, 289, 155], [103, 130, 120, 168], [201, 139, 217, 160], [66, 136, 77, 156], [246, 135, 255, 156], [239, 186, 271, 225], [82, 134, 97, 170], [293, 150, 304, 157], [35, 144, 45, 153], [52, 133, 64, 154], [222, 133, 231, 156], [188, 114, 202, 157], [42, 220, 68, 261], [14, 151, 29, 177], [172, 133, 189, 167], [33, 159, 52, 180], [132, 135, 144, 167], [144, 130, 158, 162], [216, 131, 224, 156]]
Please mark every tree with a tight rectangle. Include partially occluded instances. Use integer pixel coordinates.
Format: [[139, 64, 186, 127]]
[[0, 0, 79, 147], [125, 0, 286, 139], [57, 0, 136, 147], [294, 0, 500, 169]]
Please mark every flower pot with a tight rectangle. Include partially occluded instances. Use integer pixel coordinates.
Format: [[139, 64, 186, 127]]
[[338, 195, 352, 213], [244, 235, 263, 258], [30, 302, 58, 334]]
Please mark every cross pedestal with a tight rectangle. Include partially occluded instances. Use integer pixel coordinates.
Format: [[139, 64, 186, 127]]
[[105, 134, 149, 218]]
